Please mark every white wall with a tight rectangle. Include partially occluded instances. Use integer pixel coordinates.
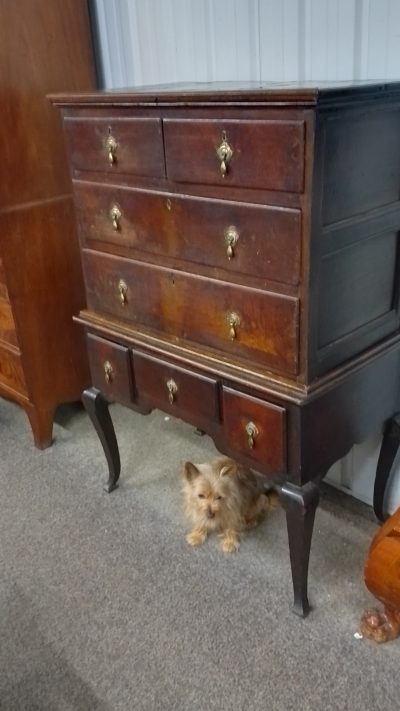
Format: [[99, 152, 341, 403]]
[[92, 0, 400, 513]]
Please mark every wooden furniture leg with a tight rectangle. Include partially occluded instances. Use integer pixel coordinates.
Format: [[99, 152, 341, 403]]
[[373, 414, 400, 522], [360, 507, 400, 643], [82, 387, 120, 493], [279, 481, 320, 617]]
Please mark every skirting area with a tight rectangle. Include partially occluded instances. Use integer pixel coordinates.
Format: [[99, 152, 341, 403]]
[[0, 396, 399, 710]]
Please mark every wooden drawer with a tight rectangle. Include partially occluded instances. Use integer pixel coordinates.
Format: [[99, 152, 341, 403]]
[[0, 342, 27, 395], [222, 387, 287, 473], [163, 118, 305, 193], [86, 333, 133, 406], [0, 297, 18, 347], [74, 181, 301, 286], [83, 250, 299, 375], [133, 350, 220, 424], [63, 116, 165, 178]]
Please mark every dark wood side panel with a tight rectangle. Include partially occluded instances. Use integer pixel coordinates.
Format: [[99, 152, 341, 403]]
[[73, 181, 302, 285], [322, 109, 400, 225], [318, 231, 399, 348], [82, 249, 300, 375], [63, 116, 166, 178], [163, 118, 305, 192]]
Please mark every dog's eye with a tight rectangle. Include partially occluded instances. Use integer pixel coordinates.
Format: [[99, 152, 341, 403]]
[[216, 496, 222, 501], [198, 494, 205, 499]]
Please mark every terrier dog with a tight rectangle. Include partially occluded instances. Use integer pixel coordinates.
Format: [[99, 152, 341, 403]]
[[183, 456, 279, 552]]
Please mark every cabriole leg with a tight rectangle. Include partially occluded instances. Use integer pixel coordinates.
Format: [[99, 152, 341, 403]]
[[280, 481, 320, 617], [82, 387, 120, 493]]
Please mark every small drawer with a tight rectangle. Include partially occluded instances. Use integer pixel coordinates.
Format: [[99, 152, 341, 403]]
[[0, 298, 18, 347], [63, 116, 165, 178], [133, 351, 220, 425], [0, 342, 27, 395], [74, 181, 301, 286], [163, 118, 305, 193], [82, 250, 299, 375], [86, 333, 133, 406], [222, 387, 287, 474]]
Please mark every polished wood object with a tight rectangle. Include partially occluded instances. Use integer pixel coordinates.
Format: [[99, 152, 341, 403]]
[[360, 507, 400, 643], [0, 0, 95, 448], [52, 80, 400, 614]]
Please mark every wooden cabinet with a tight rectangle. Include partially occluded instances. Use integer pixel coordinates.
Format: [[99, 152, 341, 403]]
[[52, 80, 400, 615], [0, 0, 95, 447]]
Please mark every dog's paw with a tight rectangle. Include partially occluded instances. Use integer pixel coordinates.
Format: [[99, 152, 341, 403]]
[[221, 535, 240, 553], [186, 530, 207, 546]]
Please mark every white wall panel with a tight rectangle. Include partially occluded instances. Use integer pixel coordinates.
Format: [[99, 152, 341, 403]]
[[92, 0, 400, 513]]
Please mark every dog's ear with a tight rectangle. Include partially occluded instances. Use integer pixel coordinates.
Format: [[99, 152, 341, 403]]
[[184, 461, 200, 482], [219, 460, 237, 477]]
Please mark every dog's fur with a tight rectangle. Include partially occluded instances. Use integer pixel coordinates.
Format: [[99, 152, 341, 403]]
[[183, 456, 279, 552]]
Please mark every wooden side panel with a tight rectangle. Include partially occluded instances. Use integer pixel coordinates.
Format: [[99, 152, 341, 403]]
[[322, 110, 400, 225], [0, 298, 18, 347]]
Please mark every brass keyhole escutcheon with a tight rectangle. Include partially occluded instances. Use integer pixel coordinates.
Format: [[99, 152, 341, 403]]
[[166, 378, 178, 404], [226, 311, 240, 340], [245, 421, 258, 449], [224, 226, 239, 260], [104, 360, 114, 384], [216, 130, 233, 178], [118, 278, 128, 305], [110, 204, 122, 231], [105, 127, 118, 165]]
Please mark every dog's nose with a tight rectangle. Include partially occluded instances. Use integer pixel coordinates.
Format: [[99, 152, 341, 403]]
[[207, 508, 215, 519]]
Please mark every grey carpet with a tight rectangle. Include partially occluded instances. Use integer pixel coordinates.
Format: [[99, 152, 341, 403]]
[[0, 396, 399, 711]]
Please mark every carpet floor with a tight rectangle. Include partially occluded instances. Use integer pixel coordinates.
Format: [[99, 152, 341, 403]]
[[0, 396, 399, 711]]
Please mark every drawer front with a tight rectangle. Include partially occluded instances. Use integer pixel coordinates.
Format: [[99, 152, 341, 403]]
[[83, 250, 299, 375], [63, 117, 165, 178], [164, 118, 305, 192], [74, 182, 301, 286], [0, 298, 18, 347], [0, 343, 26, 395], [133, 350, 220, 424], [222, 387, 287, 473], [86, 333, 133, 406]]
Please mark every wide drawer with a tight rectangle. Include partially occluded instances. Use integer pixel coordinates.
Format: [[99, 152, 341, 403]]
[[133, 350, 220, 424], [86, 333, 134, 406], [222, 387, 287, 473], [0, 342, 27, 395], [82, 250, 299, 375], [163, 118, 305, 192], [63, 116, 165, 178], [74, 181, 301, 286], [0, 298, 18, 347]]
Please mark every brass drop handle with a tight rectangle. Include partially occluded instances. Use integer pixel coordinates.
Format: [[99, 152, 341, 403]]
[[166, 378, 178, 404], [224, 226, 239, 260], [227, 311, 240, 340], [245, 421, 258, 449], [104, 360, 114, 384], [118, 278, 128, 305], [216, 131, 233, 178], [110, 204, 122, 231], [105, 128, 118, 165]]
